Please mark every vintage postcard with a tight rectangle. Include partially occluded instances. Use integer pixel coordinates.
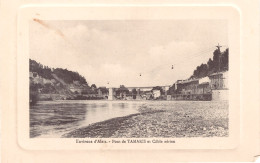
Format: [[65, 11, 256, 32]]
[[29, 20, 230, 140], [1, 1, 259, 162], [17, 6, 241, 151]]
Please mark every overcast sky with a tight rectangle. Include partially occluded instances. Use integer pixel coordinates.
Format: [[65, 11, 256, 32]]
[[30, 20, 228, 87]]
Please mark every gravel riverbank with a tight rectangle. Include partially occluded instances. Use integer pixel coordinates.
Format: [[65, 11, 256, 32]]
[[62, 101, 228, 138]]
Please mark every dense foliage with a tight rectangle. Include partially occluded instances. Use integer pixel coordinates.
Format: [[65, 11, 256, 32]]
[[152, 86, 164, 94], [53, 68, 87, 84], [29, 83, 39, 105], [168, 48, 229, 95], [190, 48, 229, 79], [30, 59, 88, 85], [91, 84, 97, 89], [116, 85, 130, 95], [30, 59, 53, 79]]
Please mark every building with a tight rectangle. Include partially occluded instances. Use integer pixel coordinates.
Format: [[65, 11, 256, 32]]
[[208, 71, 228, 90], [171, 76, 211, 100], [152, 90, 161, 99], [115, 86, 129, 99], [29, 72, 44, 84], [30, 72, 55, 85], [209, 71, 228, 100], [69, 85, 85, 94], [97, 87, 109, 97], [179, 79, 199, 95], [143, 91, 153, 100]]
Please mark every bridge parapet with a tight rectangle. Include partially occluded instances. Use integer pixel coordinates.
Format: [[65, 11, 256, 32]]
[[108, 85, 171, 100]]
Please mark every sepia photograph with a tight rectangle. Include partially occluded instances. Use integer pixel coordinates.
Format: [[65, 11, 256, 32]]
[[3, 2, 259, 162], [29, 20, 229, 139]]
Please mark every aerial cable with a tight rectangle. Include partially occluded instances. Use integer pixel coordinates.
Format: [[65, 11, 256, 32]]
[[138, 46, 217, 76]]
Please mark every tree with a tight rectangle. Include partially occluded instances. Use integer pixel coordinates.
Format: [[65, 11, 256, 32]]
[[132, 88, 137, 95], [190, 48, 229, 79], [221, 48, 229, 71], [152, 86, 164, 94], [199, 64, 208, 78], [207, 58, 214, 74], [212, 49, 221, 73], [30, 83, 39, 105], [132, 88, 137, 99], [53, 68, 87, 84], [98, 87, 108, 94], [91, 84, 97, 89], [116, 85, 129, 95], [168, 84, 176, 95]]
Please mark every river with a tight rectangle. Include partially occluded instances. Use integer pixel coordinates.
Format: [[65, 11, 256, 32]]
[[30, 100, 146, 138]]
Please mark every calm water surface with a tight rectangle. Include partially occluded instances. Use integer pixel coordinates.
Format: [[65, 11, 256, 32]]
[[30, 100, 145, 138]]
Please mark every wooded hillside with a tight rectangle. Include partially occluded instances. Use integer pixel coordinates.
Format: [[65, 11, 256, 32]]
[[30, 59, 88, 85], [190, 48, 229, 79]]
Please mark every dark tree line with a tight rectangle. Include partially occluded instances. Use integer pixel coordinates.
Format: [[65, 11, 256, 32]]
[[116, 85, 130, 95], [152, 86, 164, 94], [30, 59, 53, 79], [29, 82, 39, 105], [53, 68, 87, 84], [30, 59, 88, 85], [190, 48, 229, 79], [168, 48, 229, 94]]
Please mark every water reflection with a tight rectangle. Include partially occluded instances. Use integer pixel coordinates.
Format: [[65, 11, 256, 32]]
[[30, 100, 142, 138]]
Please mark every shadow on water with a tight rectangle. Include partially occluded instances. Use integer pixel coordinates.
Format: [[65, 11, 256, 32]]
[[30, 101, 140, 138]]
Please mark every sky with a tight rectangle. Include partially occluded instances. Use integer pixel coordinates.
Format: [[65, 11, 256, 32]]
[[30, 20, 228, 87]]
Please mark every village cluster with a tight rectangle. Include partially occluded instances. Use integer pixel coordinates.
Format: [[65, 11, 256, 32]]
[[107, 71, 228, 101], [30, 70, 228, 101]]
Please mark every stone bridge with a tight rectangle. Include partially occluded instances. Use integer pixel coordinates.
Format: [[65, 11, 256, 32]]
[[108, 85, 170, 100]]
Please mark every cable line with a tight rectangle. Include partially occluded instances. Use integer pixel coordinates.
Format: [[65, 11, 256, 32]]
[[138, 46, 218, 76]]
